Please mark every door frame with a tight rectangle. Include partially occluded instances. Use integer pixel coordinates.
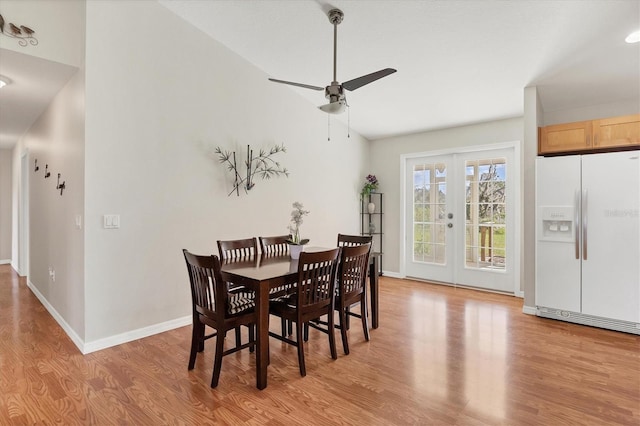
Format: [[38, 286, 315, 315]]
[[399, 141, 521, 295], [19, 149, 30, 277]]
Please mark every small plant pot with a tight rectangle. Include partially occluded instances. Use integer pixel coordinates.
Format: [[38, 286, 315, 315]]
[[290, 244, 304, 259]]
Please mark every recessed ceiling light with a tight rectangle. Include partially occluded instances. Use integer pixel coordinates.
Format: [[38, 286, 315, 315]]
[[625, 30, 640, 43], [0, 75, 11, 89]]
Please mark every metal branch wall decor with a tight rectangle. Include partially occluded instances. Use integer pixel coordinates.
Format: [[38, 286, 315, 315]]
[[0, 13, 38, 47], [215, 144, 288, 196]]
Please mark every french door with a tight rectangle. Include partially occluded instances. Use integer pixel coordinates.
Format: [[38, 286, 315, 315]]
[[404, 146, 516, 293]]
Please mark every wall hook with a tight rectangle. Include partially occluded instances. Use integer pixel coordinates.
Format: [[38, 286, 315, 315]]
[[44, 164, 51, 178], [56, 173, 66, 195], [34, 159, 39, 172]]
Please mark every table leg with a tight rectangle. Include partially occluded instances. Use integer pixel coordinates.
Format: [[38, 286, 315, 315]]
[[369, 256, 379, 329], [256, 284, 270, 389]]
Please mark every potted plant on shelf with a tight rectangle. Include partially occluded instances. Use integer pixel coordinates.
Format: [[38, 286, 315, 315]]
[[360, 174, 379, 214], [286, 201, 310, 259]]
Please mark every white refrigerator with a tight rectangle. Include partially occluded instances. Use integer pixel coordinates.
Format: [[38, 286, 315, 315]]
[[535, 150, 640, 334]]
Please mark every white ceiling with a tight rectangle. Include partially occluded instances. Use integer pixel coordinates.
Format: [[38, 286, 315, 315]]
[[159, 0, 640, 140], [0, 48, 77, 150], [0, 1, 638, 150]]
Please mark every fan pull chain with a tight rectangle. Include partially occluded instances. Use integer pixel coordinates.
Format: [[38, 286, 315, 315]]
[[347, 105, 351, 138], [327, 115, 331, 141]]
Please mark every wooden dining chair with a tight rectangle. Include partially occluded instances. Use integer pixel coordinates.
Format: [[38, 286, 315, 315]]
[[334, 243, 371, 354], [336, 233, 372, 328], [258, 235, 291, 255], [306, 243, 371, 354], [337, 233, 372, 248], [216, 238, 258, 347], [268, 248, 341, 377], [182, 249, 256, 388], [217, 237, 258, 259], [259, 234, 294, 336]]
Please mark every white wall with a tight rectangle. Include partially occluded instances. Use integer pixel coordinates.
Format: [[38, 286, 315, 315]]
[[20, 67, 86, 340], [542, 98, 640, 126], [522, 86, 542, 309], [82, 1, 368, 345], [0, 0, 85, 67], [0, 150, 12, 262], [370, 117, 524, 278]]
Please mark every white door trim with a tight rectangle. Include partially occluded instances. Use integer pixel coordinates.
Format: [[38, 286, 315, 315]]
[[19, 149, 30, 277], [399, 141, 521, 294]]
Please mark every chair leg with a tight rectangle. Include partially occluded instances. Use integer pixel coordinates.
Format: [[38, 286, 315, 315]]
[[338, 308, 350, 355], [189, 320, 204, 369], [295, 321, 306, 377], [360, 296, 370, 341], [288, 319, 293, 335], [345, 306, 351, 330], [235, 327, 242, 348], [303, 323, 309, 341], [248, 324, 255, 353], [327, 309, 338, 360], [211, 331, 225, 388], [281, 318, 287, 337]]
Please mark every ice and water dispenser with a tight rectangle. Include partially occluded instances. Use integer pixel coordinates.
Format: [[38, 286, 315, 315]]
[[538, 206, 574, 242]]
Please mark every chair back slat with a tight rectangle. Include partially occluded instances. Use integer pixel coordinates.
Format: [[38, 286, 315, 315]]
[[217, 238, 258, 259], [338, 244, 371, 299], [337, 233, 373, 248], [259, 235, 291, 255], [296, 249, 340, 309], [183, 250, 225, 319]]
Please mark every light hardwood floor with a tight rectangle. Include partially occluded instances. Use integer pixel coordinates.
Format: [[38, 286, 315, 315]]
[[1, 264, 638, 425]]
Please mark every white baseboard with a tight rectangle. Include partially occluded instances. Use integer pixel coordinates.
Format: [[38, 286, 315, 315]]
[[26, 279, 192, 354], [0, 259, 10, 265], [83, 315, 191, 354], [381, 270, 402, 279], [28, 279, 85, 352], [522, 305, 537, 315]]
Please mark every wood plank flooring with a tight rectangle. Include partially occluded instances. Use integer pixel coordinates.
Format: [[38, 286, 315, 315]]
[[1, 264, 638, 425]]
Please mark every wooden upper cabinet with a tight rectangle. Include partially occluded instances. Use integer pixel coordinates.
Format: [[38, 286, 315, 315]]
[[539, 114, 640, 155], [592, 114, 640, 149], [539, 120, 591, 154]]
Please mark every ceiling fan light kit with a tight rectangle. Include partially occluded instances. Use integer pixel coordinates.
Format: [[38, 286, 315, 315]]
[[268, 8, 396, 115]]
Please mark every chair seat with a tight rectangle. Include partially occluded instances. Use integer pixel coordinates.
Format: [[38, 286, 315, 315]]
[[228, 292, 255, 316]]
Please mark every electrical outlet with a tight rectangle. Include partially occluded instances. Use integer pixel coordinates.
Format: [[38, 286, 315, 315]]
[[49, 267, 55, 282]]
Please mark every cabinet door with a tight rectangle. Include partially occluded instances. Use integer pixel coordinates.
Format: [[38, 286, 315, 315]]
[[592, 114, 640, 149], [539, 121, 591, 154]]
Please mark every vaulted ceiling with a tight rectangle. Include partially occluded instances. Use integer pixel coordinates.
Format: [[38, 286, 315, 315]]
[[160, 0, 640, 140], [1, 1, 638, 150]]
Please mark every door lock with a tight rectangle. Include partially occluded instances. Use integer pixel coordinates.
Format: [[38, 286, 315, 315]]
[[447, 223, 453, 228], [447, 213, 454, 219]]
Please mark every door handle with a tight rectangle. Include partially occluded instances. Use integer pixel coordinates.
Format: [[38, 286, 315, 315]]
[[582, 189, 588, 260], [575, 190, 580, 260]]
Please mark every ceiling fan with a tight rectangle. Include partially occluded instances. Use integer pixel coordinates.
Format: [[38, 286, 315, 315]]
[[268, 8, 396, 114]]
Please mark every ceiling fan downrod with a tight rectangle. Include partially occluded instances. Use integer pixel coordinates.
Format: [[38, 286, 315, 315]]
[[328, 9, 344, 84]]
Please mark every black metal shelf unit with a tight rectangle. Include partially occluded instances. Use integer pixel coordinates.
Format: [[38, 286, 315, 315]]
[[361, 192, 383, 274]]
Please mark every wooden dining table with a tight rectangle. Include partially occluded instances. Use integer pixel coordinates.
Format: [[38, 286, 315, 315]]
[[220, 247, 380, 390]]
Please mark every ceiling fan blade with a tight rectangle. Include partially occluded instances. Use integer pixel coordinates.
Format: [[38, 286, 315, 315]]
[[342, 68, 397, 91], [268, 78, 324, 91]]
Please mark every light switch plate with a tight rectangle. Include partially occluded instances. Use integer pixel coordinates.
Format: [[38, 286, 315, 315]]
[[103, 214, 120, 229]]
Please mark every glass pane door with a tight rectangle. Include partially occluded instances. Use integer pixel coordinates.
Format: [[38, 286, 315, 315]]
[[405, 147, 516, 293], [464, 158, 507, 270], [405, 155, 454, 283]]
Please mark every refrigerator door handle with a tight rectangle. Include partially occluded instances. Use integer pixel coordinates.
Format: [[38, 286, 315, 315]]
[[582, 189, 588, 260], [575, 190, 581, 260]]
